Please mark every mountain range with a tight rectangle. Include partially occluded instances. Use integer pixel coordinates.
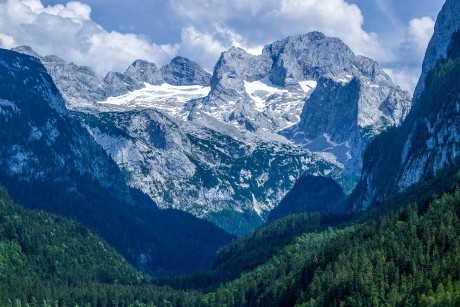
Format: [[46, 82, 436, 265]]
[[0, 48, 233, 275], [0, 0, 459, 304], [13, 30, 410, 235], [351, 0, 460, 210]]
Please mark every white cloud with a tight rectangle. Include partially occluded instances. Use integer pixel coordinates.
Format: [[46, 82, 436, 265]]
[[274, 0, 389, 61], [381, 16, 434, 92], [0, 0, 175, 76], [0, 33, 15, 49], [0, 0, 436, 93], [171, 0, 390, 68], [179, 25, 263, 71], [406, 17, 435, 56], [384, 68, 421, 94], [179, 27, 228, 72]]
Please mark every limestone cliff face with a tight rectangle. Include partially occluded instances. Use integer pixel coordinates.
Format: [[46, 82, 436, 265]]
[[352, 0, 460, 210], [161, 56, 211, 86], [413, 0, 460, 104]]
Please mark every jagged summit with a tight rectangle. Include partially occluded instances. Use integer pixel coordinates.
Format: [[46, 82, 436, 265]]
[[161, 56, 211, 86], [125, 59, 164, 85], [263, 32, 360, 86], [103, 71, 143, 97], [11, 46, 211, 109], [12, 45, 41, 59], [186, 31, 411, 175]]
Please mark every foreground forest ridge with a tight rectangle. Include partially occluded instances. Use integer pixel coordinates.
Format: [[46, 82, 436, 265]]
[[0, 0, 459, 306], [1, 159, 460, 305]]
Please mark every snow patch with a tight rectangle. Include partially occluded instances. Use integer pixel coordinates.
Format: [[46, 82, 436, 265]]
[[98, 83, 210, 116], [298, 80, 317, 93], [333, 74, 354, 84], [244, 76, 286, 111]]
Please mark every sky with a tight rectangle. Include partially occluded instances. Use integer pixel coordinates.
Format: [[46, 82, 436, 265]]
[[0, 0, 446, 93]]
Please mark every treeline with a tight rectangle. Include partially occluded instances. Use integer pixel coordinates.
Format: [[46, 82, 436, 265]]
[[198, 189, 460, 306], [3, 184, 460, 306]]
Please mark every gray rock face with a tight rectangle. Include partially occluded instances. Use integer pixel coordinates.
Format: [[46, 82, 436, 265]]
[[80, 108, 339, 236], [191, 32, 411, 176], [282, 77, 364, 173], [42, 56, 109, 105], [203, 47, 272, 106], [12, 46, 109, 107], [103, 71, 143, 97], [352, 0, 460, 210], [265, 32, 358, 86], [161, 56, 211, 86], [413, 0, 460, 104], [11, 47, 209, 109], [277, 34, 412, 175], [125, 59, 164, 85]]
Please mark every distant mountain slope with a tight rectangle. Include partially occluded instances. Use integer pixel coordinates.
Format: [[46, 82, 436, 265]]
[[12, 45, 211, 110], [190, 32, 411, 175], [12, 32, 410, 234], [78, 109, 338, 236], [0, 48, 233, 275]]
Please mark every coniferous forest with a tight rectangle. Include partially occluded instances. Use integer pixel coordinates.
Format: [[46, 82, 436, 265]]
[[0, 2, 460, 307]]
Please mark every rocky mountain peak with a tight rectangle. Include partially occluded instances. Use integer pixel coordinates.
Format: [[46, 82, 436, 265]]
[[103, 71, 143, 97], [12, 45, 41, 59], [263, 32, 357, 86], [210, 47, 270, 87], [160, 56, 211, 86], [191, 32, 411, 177], [124, 59, 164, 85]]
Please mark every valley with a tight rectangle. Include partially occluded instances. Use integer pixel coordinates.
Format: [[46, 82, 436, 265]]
[[0, 0, 458, 305]]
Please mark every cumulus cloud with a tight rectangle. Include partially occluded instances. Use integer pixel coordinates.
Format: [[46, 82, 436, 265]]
[[169, 0, 391, 67], [405, 17, 435, 57], [383, 16, 435, 92], [179, 27, 228, 72], [179, 25, 263, 71], [170, 0, 435, 93], [0, 0, 175, 76], [0, 0, 436, 93]]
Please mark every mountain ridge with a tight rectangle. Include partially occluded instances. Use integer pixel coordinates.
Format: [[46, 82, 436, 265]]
[[0, 48, 234, 274], [12, 32, 411, 234], [351, 0, 460, 210]]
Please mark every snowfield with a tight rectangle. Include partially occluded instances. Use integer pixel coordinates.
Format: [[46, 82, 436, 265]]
[[99, 83, 210, 116]]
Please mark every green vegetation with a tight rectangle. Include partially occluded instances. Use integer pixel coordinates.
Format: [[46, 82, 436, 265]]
[[213, 212, 322, 278], [198, 188, 460, 306], [0, 185, 136, 303], [351, 30, 460, 210], [4, 167, 460, 306], [1, 25, 460, 307], [204, 209, 264, 238]]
